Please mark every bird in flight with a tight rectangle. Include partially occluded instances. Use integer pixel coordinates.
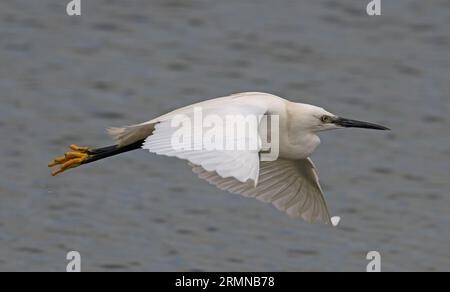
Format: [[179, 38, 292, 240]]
[[49, 92, 389, 225]]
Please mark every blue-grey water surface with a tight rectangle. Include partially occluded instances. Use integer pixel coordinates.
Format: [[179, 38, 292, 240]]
[[0, 0, 450, 271]]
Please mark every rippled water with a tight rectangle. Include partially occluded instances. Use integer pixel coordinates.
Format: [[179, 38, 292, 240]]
[[1, 0, 449, 271]]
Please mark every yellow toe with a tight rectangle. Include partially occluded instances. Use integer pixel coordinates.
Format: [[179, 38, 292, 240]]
[[51, 169, 64, 176], [65, 152, 87, 159], [49, 145, 92, 176], [70, 145, 90, 153]]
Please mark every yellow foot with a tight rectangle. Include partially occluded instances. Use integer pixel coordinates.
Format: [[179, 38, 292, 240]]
[[48, 145, 91, 176], [69, 144, 91, 153]]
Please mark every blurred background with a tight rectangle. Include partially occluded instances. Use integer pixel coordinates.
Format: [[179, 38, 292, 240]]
[[0, 0, 449, 272]]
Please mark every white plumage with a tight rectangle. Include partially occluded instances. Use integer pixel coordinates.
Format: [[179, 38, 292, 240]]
[[105, 92, 388, 225], [191, 159, 331, 224]]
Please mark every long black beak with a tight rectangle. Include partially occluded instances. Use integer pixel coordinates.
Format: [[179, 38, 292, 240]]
[[334, 117, 390, 131]]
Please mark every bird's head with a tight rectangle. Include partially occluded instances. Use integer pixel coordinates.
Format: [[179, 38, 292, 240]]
[[292, 104, 390, 132]]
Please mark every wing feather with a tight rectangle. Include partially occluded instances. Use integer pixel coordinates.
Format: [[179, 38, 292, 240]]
[[142, 100, 269, 184], [190, 158, 332, 224]]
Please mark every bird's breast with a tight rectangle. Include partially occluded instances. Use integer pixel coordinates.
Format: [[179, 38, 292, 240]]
[[279, 133, 321, 160]]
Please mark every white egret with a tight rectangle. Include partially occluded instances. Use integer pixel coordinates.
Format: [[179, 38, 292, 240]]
[[49, 92, 389, 225]]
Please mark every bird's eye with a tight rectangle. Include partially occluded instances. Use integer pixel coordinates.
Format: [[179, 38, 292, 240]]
[[321, 115, 332, 123]]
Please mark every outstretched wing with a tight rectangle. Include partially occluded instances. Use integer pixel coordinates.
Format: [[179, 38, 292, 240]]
[[142, 100, 269, 184], [108, 92, 282, 148], [191, 158, 332, 224]]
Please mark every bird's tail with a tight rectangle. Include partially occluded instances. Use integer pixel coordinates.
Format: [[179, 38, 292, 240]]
[[107, 123, 156, 147]]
